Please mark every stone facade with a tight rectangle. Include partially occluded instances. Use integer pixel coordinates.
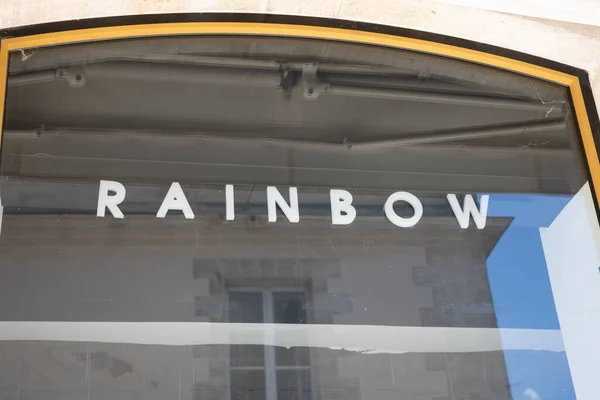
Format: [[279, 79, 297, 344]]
[[0, 212, 512, 400]]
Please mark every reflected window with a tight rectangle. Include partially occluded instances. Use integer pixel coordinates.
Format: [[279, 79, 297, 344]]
[[229, 290, 310, 400]]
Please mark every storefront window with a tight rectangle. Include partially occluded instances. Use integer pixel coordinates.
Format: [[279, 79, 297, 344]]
[[0, 33, 597, 400]]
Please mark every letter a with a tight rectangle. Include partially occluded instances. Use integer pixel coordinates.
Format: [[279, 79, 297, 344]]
[[157, 182, 195, 219]]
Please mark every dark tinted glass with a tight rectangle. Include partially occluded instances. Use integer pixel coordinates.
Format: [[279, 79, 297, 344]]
[[0, 34, 594, 400]]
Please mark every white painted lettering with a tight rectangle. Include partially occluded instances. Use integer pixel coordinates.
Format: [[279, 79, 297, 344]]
[[330, 189, 356, 225], [157, 182, 195, 219], [384, 191, 423, 228], [225, 184, 235, 221], [97, 180, 126, 219], [447, 194, 489, 229], [267, 186, 299, 223]]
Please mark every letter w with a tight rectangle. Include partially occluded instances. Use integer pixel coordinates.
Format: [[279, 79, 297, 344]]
[[447, 194, 489, 229]]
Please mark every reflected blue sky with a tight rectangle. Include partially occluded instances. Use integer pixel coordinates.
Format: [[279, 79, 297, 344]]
[[484, 194, 575, 400]]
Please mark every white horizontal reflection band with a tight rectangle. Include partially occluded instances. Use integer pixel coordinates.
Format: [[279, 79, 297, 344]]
[[0, 322, 565, 354]]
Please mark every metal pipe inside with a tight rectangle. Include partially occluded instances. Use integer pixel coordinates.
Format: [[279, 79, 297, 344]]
[[330, 83, 562, 112], [351, 119, 566, 149]]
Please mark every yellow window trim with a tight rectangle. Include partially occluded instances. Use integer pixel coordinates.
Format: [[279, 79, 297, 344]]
[[0, 22, 597, 201]]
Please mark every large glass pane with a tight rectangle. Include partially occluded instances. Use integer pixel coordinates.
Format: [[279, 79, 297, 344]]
[[229, 292, 264, 323], [230, 345, 265, 367], [276, 370, 311, 400], [273, 292, 309, 367], [229, 292, 267, 368], [272, 292, 307, 324], [230, 370, 267, 400], [275, 347, 309, 368], [0, 33, 595, 400]]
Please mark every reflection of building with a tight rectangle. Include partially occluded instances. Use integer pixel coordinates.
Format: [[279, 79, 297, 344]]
[[0, 198, 512, 400], [1, 19, 568, 400], [0, 2, 595, 399]]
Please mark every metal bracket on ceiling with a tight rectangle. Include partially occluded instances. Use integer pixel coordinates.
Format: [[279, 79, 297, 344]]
[[302, 63, 331, 100], [55, 68, 86, 88]]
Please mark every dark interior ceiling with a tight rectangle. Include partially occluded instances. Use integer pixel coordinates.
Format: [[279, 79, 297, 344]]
[[0, 36, 586, 194]]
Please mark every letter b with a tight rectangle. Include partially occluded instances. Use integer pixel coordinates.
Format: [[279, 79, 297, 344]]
[[330, 189, 356, 225]]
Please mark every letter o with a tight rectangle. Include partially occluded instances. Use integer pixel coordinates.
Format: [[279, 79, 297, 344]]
[[384, 192, 423, 228]]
